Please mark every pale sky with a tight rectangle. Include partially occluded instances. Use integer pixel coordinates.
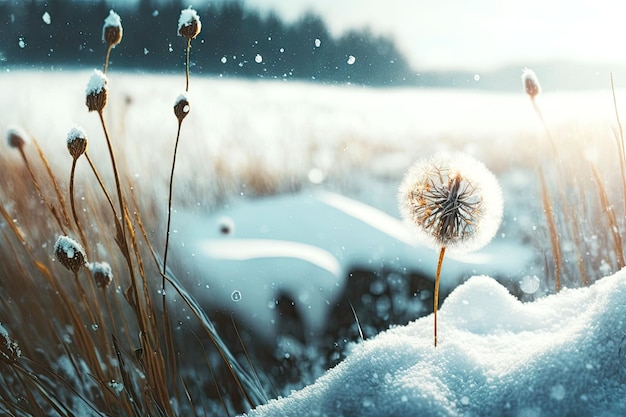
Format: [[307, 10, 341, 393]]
[[242, 0, 626, 71]]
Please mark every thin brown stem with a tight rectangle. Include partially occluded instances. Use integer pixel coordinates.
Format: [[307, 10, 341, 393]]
[[85, 152, 118, 225], [17, 147, 66, 233], [185, 38, 191, 92], [104, 44, 113, 74], [32, 137, 71, 228], [539, 168, 561, 291], [97, 110, 126, 243], [434, 246, 446, 348], [69, 159, 90, 256]]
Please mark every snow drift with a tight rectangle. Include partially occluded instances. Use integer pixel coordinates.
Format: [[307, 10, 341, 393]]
[[244, 272, 626, 416]]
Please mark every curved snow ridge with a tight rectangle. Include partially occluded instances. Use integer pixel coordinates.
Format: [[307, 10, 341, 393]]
[[200, 239, 342, 277], [244, 272, 626, 417]]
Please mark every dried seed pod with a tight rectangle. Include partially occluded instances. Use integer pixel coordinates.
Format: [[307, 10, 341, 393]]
[[54, 235, 88, 273], [103, 10, 123, 47], [174, 93, 190, 122], [66, 126, 88, 160], [0, 323, 21, 364], [88, 261, 113, 289], [522, 67, 541, 100], [178, 7, 202, 40], [85, 70, 108, 112], [6, 126, 29, 150]]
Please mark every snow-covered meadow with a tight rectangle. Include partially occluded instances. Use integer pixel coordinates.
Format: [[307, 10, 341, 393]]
[[1, 68, 626, 415]]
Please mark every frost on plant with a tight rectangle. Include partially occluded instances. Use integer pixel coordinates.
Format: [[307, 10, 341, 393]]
[[54, 235, 87, 273], [0, 323, 21, 364], [398, 152, 503, 254], [522, 67, 541, 100], [102, 10, 123, 47], [85, 69, 108, 112], [88, 261, 113, 289], [66, 126, 88, 160], [174, 92, 190, 122], [178, 7, 202, 40], [6, 126, 29, 149]]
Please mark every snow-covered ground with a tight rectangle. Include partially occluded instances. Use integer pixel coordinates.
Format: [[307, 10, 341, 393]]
[[2, 69, 626, 415], [245, 272, 626, 417]]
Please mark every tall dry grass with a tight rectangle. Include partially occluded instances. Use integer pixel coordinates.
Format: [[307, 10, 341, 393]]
[[0, 8, 267, 417]]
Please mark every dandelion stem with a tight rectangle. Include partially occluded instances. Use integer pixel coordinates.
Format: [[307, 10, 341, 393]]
[[434, 246, 446, 348]]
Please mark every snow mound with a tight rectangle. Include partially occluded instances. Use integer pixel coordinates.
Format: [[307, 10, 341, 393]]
[[244, 273, 626, 417]]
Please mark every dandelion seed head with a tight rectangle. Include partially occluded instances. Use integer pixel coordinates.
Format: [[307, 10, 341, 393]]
[[522, 67, 541, 99], [398, 152, 503, 253]]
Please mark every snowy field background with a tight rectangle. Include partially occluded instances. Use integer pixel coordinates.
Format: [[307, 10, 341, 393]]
[[2, 69, 626, 415]]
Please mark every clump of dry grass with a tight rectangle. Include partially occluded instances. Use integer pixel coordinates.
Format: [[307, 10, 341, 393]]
[[522, 68, 626, 292], [0, 8, 266, 416]]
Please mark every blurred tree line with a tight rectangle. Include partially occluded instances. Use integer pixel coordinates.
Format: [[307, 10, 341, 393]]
[[0, 0, 417, 86]]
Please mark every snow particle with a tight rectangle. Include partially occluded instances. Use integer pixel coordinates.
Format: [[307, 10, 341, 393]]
[[18, 37, 26, 49], [231, 290, 242, 302], [519, 275, 540, 294], [307, 168, 325, 184], [550, 384, 566, 401], [460, 396, 470, 405], [42, 12, 51, 25], [255, 54, 263, 63], [347, 55, 356, 65], [221, 56, 227, 64], [314, 38, 321, 48], [474, 73, 480, 81]]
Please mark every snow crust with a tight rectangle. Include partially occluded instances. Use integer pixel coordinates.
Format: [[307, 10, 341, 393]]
[[245, 271, 626, 416]]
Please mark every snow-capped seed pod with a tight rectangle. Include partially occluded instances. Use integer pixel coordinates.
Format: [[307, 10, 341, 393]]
[[6, 126, 29, 150], [398, 152, 503, 254], [0, 323, 21, 364], [54, 235, 88, 273], [88, 261, 113, 289], [522, 67, 541, 100], [66, 126, 88, 160], [85, 69, 108, 112], [102, 10, 123, 48], [174, 93, 190, 123], [178, 7, 202, 40]]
